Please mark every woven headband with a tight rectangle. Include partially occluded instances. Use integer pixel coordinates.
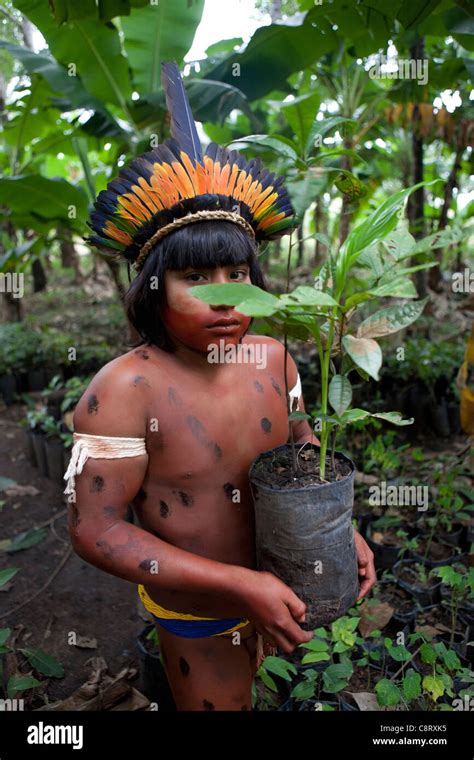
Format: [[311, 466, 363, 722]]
[[85, 61, 295, 273]]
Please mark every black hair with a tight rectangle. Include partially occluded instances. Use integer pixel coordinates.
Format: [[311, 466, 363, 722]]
[[125, 220, 268, 351]]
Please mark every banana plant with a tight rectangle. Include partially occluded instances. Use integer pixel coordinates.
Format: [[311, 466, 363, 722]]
[[190, 181, 444, 480]]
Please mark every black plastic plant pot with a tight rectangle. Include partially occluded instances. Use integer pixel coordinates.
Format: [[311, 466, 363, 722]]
[[136, 624, 176, 711], [446, 402, 461, 435], [27, 367, 47, 392], [44, 437, 65, 487], [0, 375, 17, 405], [365, 523, 406, 571], [409, 537, 461, 568], [23, 429, 37, 467], [428, 399, 450, 437], [376, 579, 419, 630], [31, 431, 48, 477], [248, 444, 359, 630], [393, 559, 442, 607]]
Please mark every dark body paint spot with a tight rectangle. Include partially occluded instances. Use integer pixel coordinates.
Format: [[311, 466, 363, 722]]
[[87, 394, 99, 414], [254, 380, 264, 394], [160, 500, 170, 518], [223, 483, 237, 501], [133, 375, 150, 387], [261, 417, 272, 433], [271, 377, 282, 396], [139, 559, 155, 571], [90, 475, 105, 492], [203, 700, 215, 710], [135, 349, 149, 360], [186, 415, 222, 460], [173, 490, 194, 507]]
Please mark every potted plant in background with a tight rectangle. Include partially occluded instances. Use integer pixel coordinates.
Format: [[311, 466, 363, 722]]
[[192, 185, 436, 627]]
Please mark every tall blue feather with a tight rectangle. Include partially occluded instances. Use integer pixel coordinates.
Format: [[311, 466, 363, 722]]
[[161, 61, 203, 166]]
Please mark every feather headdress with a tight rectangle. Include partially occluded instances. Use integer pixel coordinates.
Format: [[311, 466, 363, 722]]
[[86, 61, 295, 272]]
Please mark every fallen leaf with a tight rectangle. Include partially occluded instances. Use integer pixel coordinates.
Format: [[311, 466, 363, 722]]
[[359, 600, 394, 637], [345, 691, 381, 711], [415, 625, 440, 637]]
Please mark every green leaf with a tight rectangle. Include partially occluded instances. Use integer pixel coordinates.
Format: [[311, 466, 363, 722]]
[[423, 675, 446, 702], [189, 282, 279, 310], [302, 651, 331, 664], [291, 679, 317, 701], [259, 669, 278, 692], [14, 0, 132, 112], [375, 679, 402, 706], [279, 91, 320, 156], [340, 180, 441, 272], [382, 227, 416, 260], [368, 278, 418, 299], [19, 648, 65, 678], [6, 528, 49, 553], [7, 674, 42, 699], [0, 628, 11, 647], [372, 412, 414, 426], [300, 638, 329, 652], [286, 172, 326, 219], [121, 1, 204, 94], [328, 375, 352, 417], [0, 477, 17, 491], [0, 567, 19, 587], [356, 299, 428, 339], [306, 116, 356, 156], [262, 655, 297, 681], [342, 335, 382, 381], [403, 668, 422, 701], [281, 286, 338, 307], [0, 177, 89, 231], [235, 134, 300, 163]]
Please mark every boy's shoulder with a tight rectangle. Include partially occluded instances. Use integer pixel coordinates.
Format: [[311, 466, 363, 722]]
[[72, 344, 157, 435]]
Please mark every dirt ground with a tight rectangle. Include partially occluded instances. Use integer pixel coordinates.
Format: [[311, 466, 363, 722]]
[[0, 401, 152, 708]]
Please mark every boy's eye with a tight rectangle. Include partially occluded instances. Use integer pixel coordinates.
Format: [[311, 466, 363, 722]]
[[185, 270, 249, 282]]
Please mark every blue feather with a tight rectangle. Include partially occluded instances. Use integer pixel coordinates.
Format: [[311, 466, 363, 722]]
[[161, 61, 203, 166]]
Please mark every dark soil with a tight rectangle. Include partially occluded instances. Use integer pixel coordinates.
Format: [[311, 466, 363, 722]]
[[377, 582, 414, 615], [397, 565, 440, 589], [0, 402, 151, 709], [413, 539, 458, 562], [370, 528, 409, 547], [252, 446, 352, 489]]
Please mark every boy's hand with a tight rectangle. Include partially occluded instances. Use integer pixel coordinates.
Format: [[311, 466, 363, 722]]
[[354, 529, 376, 601], [236, 569, 313, 654]]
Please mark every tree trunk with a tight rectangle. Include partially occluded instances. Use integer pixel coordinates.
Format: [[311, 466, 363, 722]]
[[314, 196, 328, 266], [103, 257, 126, 302], [428, 120, 472, 291], [59, 227, 82, 281], [407, 38, 427, 298], [32, 257, 47, 292]]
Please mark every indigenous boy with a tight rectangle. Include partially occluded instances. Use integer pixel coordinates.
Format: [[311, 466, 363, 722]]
[[65, 61, 375, 710], [66, 221, 376, 711]]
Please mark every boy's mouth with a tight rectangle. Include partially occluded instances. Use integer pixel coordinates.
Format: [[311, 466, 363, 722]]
[[206, 317, 241, 333]]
